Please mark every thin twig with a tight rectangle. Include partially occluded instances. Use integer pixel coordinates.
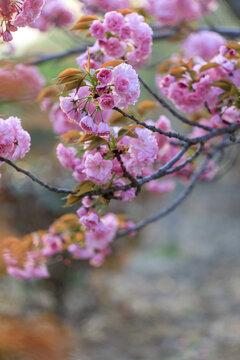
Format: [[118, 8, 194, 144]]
[[0, 157, 77, 195], [165, 143, 204, 175], [30, 45, 88, 65], [139, 143, 190, 185], [153, 26, 240, 40], [26, 26, 240, 66], [113, 107, 192, 144], [114, 149, 141, 195], [117, 158, 209, 237], [114, 107, 240, 146]]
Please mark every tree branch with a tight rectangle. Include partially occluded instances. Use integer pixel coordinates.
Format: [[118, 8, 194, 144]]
[[113, 149, 141, 195], [113, 106, 193, 144], [30, 45, 88, 65], [27, 26, 240, 66], [0, 157, 77, 195], [117, 158, 209, 237], [114, 107, 240, 146], [139, 143, 190, 185], [153, 26, 240, 40]]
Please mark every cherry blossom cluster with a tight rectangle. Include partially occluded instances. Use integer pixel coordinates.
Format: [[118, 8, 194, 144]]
[[81, 11, 153, 67], [0, 63, 44, 102], [146, 0, 218, 25], [1, 1, 240, 281], [2, 211, 120, 279], [56, 115, 191, 190], [0, 0, 45, 41], [157, 42, 240, 127], [181, 31, 226, 61], [58, 62, 140, 137], [3, 248, 49, 280], [0, 116, 31, 166]]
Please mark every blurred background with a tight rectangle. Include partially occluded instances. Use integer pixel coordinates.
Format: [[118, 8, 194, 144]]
[[0, 1, 240, 359]]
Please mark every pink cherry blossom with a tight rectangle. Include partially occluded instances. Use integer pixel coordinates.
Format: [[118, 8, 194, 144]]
[[99, 94, 115, 111], [89, 253, 105, 267], [97, 69, 113, 85], [103, 37, 126, 58], [182, 31, 225, 61], [60, 95, 82, 123], [41, 234, 63, 257], [113, 63, 140, 108], [90, 20, 106, 39], [60, 87, 112, 125], [48, 103, 79, 135], [146, 0, 218, 25], [85, 11, 153, 67], [146, 180, 175, 194], [83, 152, 113, 185], [0, 0, 45, 41], [79, 213, 101, 231], [56, 144, 77, 170], [3, 250, 49, 280], [80, 116, 98, 134], [97, 122, 111, 136], [103, 11, 124, 34], [68, 244, 94, 259], [0, 116, 31, 162], [129, 128, 158, 166], [0, 63, 45, 102], [155, 116, 172, 148], [82, 197, 95, 208], [119, 24, 131, 40], [14, 0, 45, 27]]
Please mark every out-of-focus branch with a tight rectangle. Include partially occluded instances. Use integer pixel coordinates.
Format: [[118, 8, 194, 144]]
[[153, 26, 240, 40], [117, 158, 209, 237], [0, 157, 77, 195], [29, 45, 88, 65], [28, 26, 240, 66]]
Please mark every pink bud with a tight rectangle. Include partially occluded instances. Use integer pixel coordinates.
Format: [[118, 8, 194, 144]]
[[96, 85, 108, 94], [80, 116, 97, 134], [97, 122, 111, 136], [3, 31, 13, 42], [99, 94, 115, 111], [90, 253, 105, 267], [77, 206, 88, 217], [97, 69, 113, 85]]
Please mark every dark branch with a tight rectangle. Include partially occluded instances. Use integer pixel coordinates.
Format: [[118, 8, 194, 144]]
[[117, 158, 209, 237], [113, 149, 141, 195], [153, 26, 240, 40], [113, 107, 193, 144], [139, 143, 190, 185], [30, 45, 88, 65], [0, 157, 77, 195]]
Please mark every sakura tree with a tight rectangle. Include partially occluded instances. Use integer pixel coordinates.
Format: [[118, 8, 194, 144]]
[[1, 0, 240, 280]]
